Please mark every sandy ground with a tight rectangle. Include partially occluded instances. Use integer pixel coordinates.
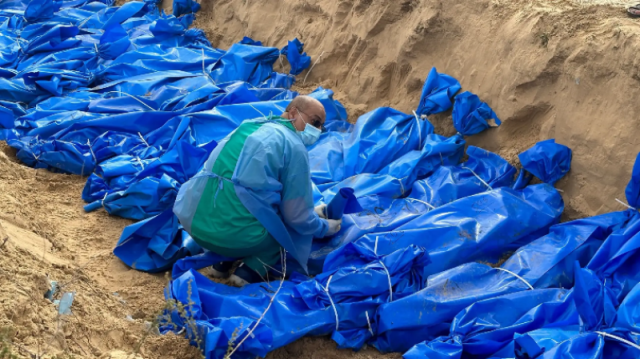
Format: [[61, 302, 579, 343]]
[[1, 0, 640, 358]]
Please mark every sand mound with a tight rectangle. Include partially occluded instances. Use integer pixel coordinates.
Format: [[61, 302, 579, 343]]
[[2, 0, 640, 358], [0, 142, 201, 358]]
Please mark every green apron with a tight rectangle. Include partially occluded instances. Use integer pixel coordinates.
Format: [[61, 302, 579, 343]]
[[191, 119, 296, 275]]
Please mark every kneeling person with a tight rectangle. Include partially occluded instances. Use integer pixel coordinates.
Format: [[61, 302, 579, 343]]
[[175, 96, 341, 286]]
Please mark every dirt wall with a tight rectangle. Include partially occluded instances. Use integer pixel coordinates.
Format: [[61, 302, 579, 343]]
[[196, 0, 640, 219]]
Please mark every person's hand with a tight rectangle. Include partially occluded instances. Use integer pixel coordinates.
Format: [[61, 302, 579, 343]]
[[314, 204, 327, 219], [325, 219, 342, 236]]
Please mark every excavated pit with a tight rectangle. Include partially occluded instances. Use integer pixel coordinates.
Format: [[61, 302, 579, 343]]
[[2, 0, 640, 358]]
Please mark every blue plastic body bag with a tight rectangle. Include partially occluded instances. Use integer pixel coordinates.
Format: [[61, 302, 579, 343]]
[[373, 209, 632, 353], [452, 91, 501, 136], [330, 184, 563, 281], [403, 289, 577, 359], [519, 139, 573, 185], [415, 67, 461, 116]]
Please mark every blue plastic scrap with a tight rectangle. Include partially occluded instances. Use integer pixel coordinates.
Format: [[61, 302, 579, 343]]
[[452, 91, 501, 136], [44, 280, 58, 301], [519, 139, 573, 185], [56, 292, 75, 315]]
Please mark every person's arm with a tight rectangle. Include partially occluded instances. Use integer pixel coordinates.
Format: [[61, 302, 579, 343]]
[[280, 144, 329, 238]]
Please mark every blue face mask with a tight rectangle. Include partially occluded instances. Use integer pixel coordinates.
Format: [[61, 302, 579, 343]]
[[299, 122, 321, 146]]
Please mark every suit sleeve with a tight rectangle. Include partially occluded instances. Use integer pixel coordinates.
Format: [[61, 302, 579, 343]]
[[279, 140, 329, 238]]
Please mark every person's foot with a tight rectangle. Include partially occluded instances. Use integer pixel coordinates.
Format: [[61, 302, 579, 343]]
[[629, 5, 640, 17], [229, 263, 264, 286], [208, 261, 234, 279]]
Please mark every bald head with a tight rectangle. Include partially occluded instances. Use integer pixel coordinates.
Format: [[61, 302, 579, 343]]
[[283, 95, 326, 132]]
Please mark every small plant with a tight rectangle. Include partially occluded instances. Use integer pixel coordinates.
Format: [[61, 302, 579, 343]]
[[225, 323, 242, 358], [0, 345, 18, 359], [539, 33, 550, 47], [135, 277, 205, 359], [50, 353, 77, 359], [0, 328, 18, 359]]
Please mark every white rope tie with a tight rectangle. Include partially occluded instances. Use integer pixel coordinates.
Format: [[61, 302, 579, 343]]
[[374, 236, 379, 255], [615, 198, 636, 211], [379, 260, 393, 302], [137, 132, 149, 147], [201, 48, 218, 84], [596, 331, 640, 351], [225, 250, 287, 359], [100, 91, 155, 111], [412, 110, 422, 150], [101, 192, 108, 209], [135, 156, 144, 170], [273, 103, 286, 113], [94, 43, 98, 54], [245, 263, 268, 285], [405, 198, 435, 210], [263, 265, 270, 285], [257, 258, 283, 275], [462, 166, 493, 191], [201, 48, 205, 75], [303, 51, 325, 85], [248, 104, 267, 119], [86, 139, 96, 163], [397, 179, 406, 197], [365, 311, 374, 336], [495, 267, 534, 290], [323, 275, 340, 332], [279, 54, 285, 72], [373, 236, 393, 301]]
